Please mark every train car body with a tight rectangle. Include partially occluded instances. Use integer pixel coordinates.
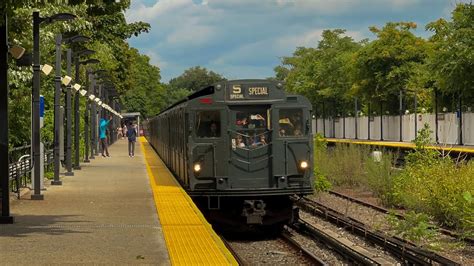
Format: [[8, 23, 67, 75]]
[[147, 79, 313, 228]]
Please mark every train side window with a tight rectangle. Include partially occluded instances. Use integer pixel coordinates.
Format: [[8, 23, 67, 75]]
[[196, 110, 221, 138], [279, 109, 304, 137]]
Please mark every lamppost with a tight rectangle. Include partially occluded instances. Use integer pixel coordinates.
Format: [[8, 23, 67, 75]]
[[63, 36, 90, 176], [51, 34, 88, 185], [87, 69, 105, 159], [74, 55, 98, 169], [32, 11, 76, 200], [1, 13, 13, 223]]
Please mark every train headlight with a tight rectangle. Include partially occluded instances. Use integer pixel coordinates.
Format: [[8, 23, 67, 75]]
[[299, 161, 308, 170], [193, 163, 201, 172]]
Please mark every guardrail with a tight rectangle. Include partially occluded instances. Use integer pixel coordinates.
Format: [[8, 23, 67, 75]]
[[8, 144, 54, 198]]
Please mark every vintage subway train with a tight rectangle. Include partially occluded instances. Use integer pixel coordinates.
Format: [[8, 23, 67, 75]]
[[145, 79, 314, 230]]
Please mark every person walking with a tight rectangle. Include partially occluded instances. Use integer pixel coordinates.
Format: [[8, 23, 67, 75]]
[[100, 115, 112, 157], [127, 123, 137, 157]]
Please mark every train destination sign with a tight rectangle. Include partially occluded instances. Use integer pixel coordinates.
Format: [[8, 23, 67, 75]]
[[229, 84, 269, 100]]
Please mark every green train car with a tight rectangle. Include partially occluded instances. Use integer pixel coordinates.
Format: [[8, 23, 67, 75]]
[[146, 79, 313, 229]]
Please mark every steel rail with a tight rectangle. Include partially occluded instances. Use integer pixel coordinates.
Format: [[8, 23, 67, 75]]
[[280, 230, 327, 266], [220, 236, 248, 266], [328, 190, 474, 244], [289, 221, 385, 265], [296, 196, 460, 265]]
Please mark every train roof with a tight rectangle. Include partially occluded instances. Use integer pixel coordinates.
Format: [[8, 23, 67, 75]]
[[159, 79, 286, 114]]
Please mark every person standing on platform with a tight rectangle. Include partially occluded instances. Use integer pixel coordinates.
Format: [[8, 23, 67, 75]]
[[127, 123, 138, 157], [100, 115, 112, 157]]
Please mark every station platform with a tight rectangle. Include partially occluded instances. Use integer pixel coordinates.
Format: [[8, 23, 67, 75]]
[[0, 137, 237, 265], [326, 138, 474, 154]]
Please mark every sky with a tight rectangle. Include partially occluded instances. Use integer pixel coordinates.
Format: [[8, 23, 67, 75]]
[[125, 0, 467, 82]]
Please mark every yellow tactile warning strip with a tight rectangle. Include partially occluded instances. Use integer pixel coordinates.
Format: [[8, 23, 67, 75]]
[[326, 138, 474, 154], [139, 137, 238, 266]]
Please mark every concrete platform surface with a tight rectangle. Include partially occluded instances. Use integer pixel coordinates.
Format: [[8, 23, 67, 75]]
[[0, 139, 170, 265]]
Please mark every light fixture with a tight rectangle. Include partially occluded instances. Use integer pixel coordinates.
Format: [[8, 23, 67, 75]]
[[94, 98, 100, 102], [101, 103, 106, 108], [98, 100, 102, 105], [79, 89, 87, 96], [9, 45, 26, 59], [193, 163, 201, 172], [89, 95, 95, 100], [41, 64, 53, 75], [62, 75, 72, 86], [299, 161, 308, 170], [73, 83, 81, 91], [44, 13, 77, 23]]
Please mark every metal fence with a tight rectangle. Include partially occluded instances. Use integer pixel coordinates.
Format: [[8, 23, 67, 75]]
[[8, 144, 54, 198]]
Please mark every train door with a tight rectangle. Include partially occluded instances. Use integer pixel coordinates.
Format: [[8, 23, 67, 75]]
[[189, 108, 227, 190], [228, 105, 272, 189]]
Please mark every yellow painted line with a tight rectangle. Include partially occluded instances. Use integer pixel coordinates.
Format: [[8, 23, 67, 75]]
[[326, 138, 474, 154], [139, 137, 238, 266]]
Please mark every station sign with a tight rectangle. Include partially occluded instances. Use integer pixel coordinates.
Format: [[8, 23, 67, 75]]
[[228, 84, 270, 100]]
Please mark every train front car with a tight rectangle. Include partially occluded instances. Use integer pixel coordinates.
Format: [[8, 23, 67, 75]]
[[186, 80, 314, 230]]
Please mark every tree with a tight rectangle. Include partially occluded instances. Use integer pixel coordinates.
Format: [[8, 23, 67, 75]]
[[352, 22, 429, 112], [121, 49, 166, 118], [168, 66, 226, 92], [4, 1, 154, 146], [427, 3, 474, 102], [275, 29, 362, 113]]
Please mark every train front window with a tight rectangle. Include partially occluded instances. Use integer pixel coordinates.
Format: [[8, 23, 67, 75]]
[[235, 110, 269, 130], [196, 110, 221, 138], [231, 107, 271, 149], [279, 109, 304, 137]]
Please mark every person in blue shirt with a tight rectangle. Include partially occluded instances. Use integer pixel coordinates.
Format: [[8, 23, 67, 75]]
[[99, 115, 112, 157]]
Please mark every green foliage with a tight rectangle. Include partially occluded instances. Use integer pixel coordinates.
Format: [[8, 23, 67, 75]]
[[427, 3, 474, 99], [315, 124, 474, 234], [352, 22, 430, 112], [315, 144, 368, 186], [313, 134, 331, 193], [364, 150, 398, 205], [121, 48, 166, 118], [273, 4, 474, 113], [314, 133, 327, 150], [168, 66, 226, 93], [387, 211, 438, 246], [404, 123, 439, 165], [314, 173, 332, 193], [4, 2, 159, 146], [275, 29, 362, 109]]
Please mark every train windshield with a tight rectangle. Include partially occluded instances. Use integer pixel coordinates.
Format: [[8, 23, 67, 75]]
[[196, 110, 221, 138], [278, 109, 304, 137], [231, 106, 271, 149]]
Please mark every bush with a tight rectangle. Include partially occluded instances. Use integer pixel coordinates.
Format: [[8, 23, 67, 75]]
[[315, 143, 368, 186], [391, 124, 474, 235]]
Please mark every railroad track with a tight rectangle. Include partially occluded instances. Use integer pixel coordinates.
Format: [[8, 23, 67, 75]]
[[328, 190, 474, 244], [222, 233, 320, 265], [280, 230, 327, 266], [289, 219, 395, 265], [220, 236, 248, 265], [295, 196, 461, 265]]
